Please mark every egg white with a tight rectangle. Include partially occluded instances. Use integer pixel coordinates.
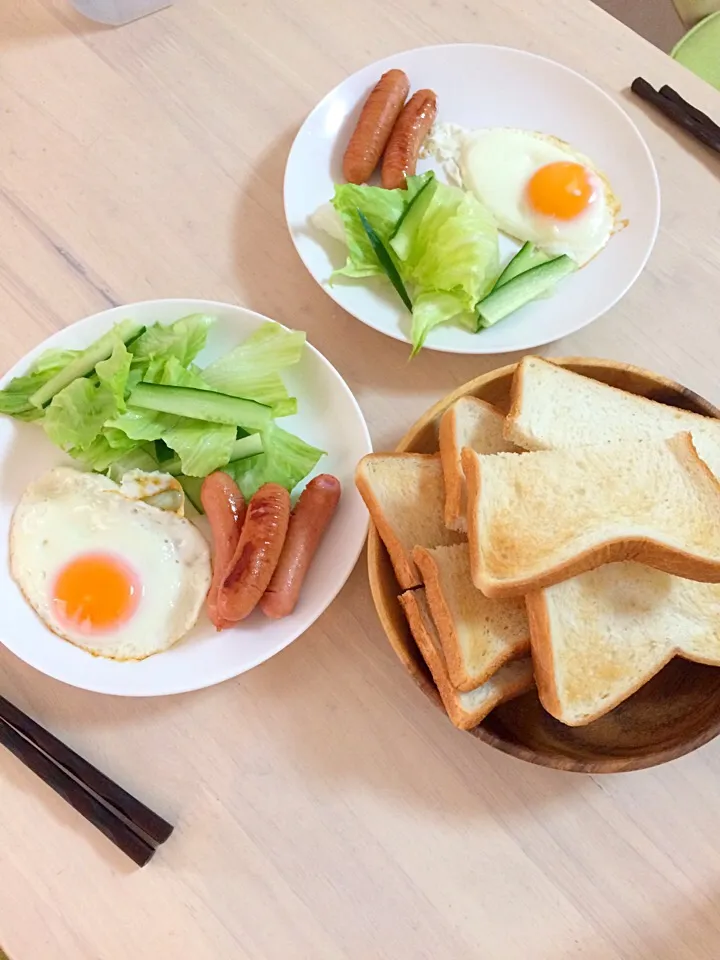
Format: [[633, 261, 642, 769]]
[[10, 468, 211, 660], [457, 128, 620, 266]]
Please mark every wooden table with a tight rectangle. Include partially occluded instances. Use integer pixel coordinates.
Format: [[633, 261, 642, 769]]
[[3, 1, 720, 957]]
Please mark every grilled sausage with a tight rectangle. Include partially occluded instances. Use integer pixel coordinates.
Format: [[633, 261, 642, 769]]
[[201, 472, 246, 631], [217, 483, 290, 622], [260, 475, 341, 620], [342, 69, 410, 184], [381, 89, 437, 189]]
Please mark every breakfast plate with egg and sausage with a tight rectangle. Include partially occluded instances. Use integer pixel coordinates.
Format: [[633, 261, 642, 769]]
[[284, 44, 660, 355], [0, 299, 371, 696]]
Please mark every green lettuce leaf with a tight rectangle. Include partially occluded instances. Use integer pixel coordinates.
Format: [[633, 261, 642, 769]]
[[43, 379, 118, 452], [71, 429, 140, 471], [111, 355, 235, 477], [329, 173, 433, 279], [201, 322, 303, 414], [162, 419, 236, 477], [405, 184, 499, 300], [106, 445, 159, 482], [130, 314, 214, 367], [96, 340, 132, 413], [0, 350, 81, 422], [409, 290, 475, 358], [222, 423, 324, 499], [397, 183, 499, 354]]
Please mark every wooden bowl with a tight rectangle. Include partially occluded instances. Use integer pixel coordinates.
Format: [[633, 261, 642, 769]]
[[368, 358, 720, 773]]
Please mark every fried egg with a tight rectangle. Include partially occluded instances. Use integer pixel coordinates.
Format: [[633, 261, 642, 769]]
[[461, 128, 619, 266], [427, 126, 620, 266], [10, 467, 211, 660]]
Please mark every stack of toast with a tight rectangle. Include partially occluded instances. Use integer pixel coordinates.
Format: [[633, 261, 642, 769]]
[[356, 357, 720, 730]]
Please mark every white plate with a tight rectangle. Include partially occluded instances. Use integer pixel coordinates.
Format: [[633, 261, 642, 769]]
[[0, 299, 371, 696], [284, 44, 660, 354]]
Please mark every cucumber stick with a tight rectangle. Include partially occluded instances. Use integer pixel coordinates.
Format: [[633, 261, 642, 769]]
[[357, 210, 412, 312], [389, 174, 438, 261], [128, 383, 271, 430], [477, 255, 577, 329], [493, 242, 550, 290], [30, 319, 145, 409]]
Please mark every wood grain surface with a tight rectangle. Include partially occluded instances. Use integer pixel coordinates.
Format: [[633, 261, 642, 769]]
[[3, 1, 720, 959]]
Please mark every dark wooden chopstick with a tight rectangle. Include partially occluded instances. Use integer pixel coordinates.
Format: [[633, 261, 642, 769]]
[[631, 77, 720, 155], [0, 718, 155, 866], [658, 84, 720, 134], [0, 694, 173, 845], [0, 695, 173, 866]]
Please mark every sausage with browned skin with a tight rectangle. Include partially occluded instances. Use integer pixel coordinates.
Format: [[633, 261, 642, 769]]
[[342, 69, 410, 185], [201, 471, 246, 631], [381, 89, 437, 190], [260, 475, 342, 620], [217, 483, 291, 622]]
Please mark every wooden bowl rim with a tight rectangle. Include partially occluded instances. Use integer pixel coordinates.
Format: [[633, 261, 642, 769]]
[[367, 357, 720, 773]]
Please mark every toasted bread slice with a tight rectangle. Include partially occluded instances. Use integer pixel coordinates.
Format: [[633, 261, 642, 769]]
[[526, 562, 720, 725], [505, 356, 720, 478], [355, 453, 465, 589], [412, 543, 529, 690], [439, 397, 518, 532], [462, 433, 720, 600], [400, 589, 534, 730]]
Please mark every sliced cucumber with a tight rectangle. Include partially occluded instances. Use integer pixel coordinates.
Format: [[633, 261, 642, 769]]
[[128, 383, 271, 430], [178, 475, 205, 514], [227, 432, 264, 460], [357, 210, 412, 312], [389, 173, 437, 261], [163, 432, 263, 477], [30, 319, 145, 408], [477, 255, 577, 329], [493, 242, 550, 290]]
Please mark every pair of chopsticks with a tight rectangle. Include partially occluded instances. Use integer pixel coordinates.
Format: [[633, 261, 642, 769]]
[[0, 694, 173, 866], [631, 78, 720, 155]]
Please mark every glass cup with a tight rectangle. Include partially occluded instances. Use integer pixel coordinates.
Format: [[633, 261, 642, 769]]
[[69, 0, 172, 25]]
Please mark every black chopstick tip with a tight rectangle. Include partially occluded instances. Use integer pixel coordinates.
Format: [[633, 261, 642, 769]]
[[629, 76, 720, 155], [0, 695, 173, 866]]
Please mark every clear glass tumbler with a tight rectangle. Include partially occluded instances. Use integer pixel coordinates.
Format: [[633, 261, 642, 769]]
[[69, 0, 172, 25]]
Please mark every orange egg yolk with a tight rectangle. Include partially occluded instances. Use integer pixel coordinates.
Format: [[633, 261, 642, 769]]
[[527, 161, 596, 220], [52, 553, 139, 634]]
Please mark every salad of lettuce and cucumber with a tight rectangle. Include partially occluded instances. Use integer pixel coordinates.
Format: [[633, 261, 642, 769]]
[[316, 171, 577, 355], [0, 315, 324, 510]]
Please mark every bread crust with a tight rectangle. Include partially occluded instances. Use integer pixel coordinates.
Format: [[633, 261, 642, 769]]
[[504, 356, 534, 447], [524, 590, 563, 720], [505, 355, 720, 450], [467, 434, 720, 599], [400, 589, 533, 729], [355, 452, 442, 590], [526, 587, 679, 726], [412, 544, 529, 690], [439, 397, 506, 532], [439, 402, 464, 531]]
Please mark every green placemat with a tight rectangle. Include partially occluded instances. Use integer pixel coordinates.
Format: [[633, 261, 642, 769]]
[[672, 11, 720, 88]]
